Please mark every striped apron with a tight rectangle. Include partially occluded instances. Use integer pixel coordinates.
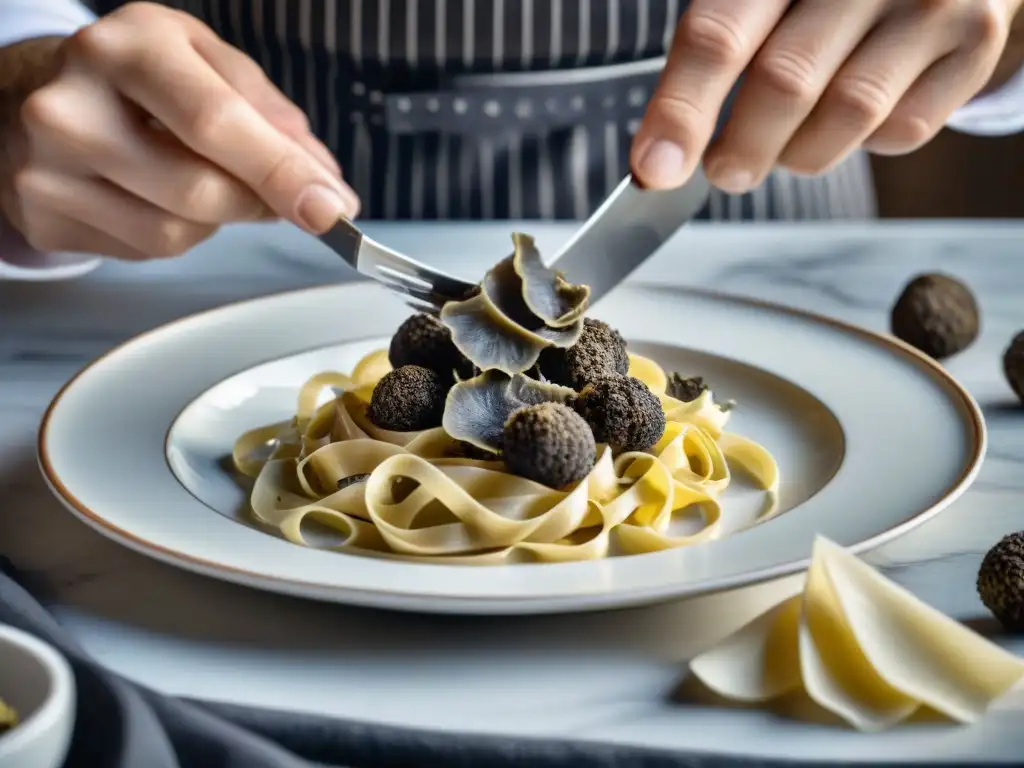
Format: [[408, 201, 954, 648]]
[[90, 0, 878, 221]]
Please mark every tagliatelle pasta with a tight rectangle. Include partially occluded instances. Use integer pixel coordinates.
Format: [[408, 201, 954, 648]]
[[232, 350, 780, 564]]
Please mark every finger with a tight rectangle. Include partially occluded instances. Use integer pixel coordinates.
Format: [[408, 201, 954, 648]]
[[195, 40, 347, 187], [22, 66, 266, 224], [779, 12, 958, 175], [17, 208, 155, 261], [15, 167, 218, 258], [77, 21, 358, 233], [703, 0, 888, 193], [631, 0, 790, 190], [866, 17, 1006, 154]]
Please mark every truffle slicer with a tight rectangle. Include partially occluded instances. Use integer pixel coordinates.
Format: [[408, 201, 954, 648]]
[[319, 171, 710, 313]]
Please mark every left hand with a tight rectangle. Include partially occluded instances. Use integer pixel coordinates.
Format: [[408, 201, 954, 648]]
[[632, 0, 1022, 193]]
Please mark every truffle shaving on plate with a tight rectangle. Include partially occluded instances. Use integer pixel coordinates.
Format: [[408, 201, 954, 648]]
[[232, 234, 780, 564]]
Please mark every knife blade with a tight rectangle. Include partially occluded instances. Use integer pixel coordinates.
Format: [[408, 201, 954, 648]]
[[546, 168, 711, 305]]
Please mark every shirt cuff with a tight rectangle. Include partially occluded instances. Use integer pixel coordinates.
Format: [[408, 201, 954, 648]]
[[0, 2, 97, 49], [0, 224, 102, 281], [946, 64, 1024, 136]]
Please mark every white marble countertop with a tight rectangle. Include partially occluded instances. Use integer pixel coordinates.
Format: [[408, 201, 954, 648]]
[[3, 220, 1024, 764]]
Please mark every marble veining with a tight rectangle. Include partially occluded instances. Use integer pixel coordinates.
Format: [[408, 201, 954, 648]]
[[3, 221, 1024, 762]]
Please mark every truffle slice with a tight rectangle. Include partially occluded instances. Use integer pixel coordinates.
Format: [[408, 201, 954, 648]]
[[0, 699, 16, 734], [977, 532, 1024, 632], [511, 233, 589, 328], [1003, 331, 1024, 404], [367, 365, 448, 432], [440, 238, 585, 375], [666, 373, 708, 403], [388, 313, 474, 380], [890, 273, 979, 360], [573, 374, 666, 453], [538, 318, 629, 390], [442, 370, 576, 452], [503, 403, 596, 488]]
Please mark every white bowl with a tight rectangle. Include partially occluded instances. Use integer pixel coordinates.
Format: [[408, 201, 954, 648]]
[[0, 624, 75, 768]]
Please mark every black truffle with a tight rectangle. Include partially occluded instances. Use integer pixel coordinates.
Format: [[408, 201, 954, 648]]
[[573, 374, 666, 453], [667, 373, 708, 403], [368, 365, 447, 432], [537, 318, 629, 390], [1003, 332, 1024, 404], [451, 440, 500, 461], [890, 273, 979, 360], [388, 313, 474, 380], [977, 532, 1024, 632], [503, 403, 596, 488]]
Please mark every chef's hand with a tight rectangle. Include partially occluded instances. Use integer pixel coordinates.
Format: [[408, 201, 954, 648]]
[[632, 0, 1021, 193], [0, 2, 358, 261]]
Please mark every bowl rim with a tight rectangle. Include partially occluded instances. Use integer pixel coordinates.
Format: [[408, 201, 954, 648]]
[[0, 623, 75, 755]]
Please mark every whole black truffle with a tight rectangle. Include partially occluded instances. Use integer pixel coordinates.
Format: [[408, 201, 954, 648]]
[[573, 374, 666, 453], [368, 365, 447, 432], [1003, 331, 1024, 404], [977, 532, 1024, 632], [388, 313, 474, 380], [890, 273, 979, 360], [503, 403, 596, 488], [667, 373, 708, 403], [537, 318, 629, 390]]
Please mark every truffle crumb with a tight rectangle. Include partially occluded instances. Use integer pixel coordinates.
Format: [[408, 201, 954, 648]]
[[388, 313, 474, 380], [666, 373, 707, 403], [368, 365, 447, 432], [503, 403, 596, 488], [890, 273, 979, 360], [337, 473, 370, 491], [538, 318, 629, 390], [1003, 332, 1024, 404], [977, 532, 1024, 632], [573, 374, 666, 453]]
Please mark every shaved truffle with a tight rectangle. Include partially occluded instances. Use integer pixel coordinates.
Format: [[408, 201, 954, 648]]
[[573, 374, 666, 453], [442, 370, 576, 452], [666, 373, 708, 403], [368, 365, 447, 432], [503, 403, 596, 488], [891, 273, 979, 360], [977, 532, 1024, 632], [537, 318, 629, 390], [388, 313, 474, 380]]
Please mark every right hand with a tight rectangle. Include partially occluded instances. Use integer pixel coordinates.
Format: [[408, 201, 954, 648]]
[[1, 2, 360, 261]]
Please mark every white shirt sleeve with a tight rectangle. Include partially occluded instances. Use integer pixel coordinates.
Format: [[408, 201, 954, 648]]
[[946, 64, 1024, 136], [0, 0, 100, 281]]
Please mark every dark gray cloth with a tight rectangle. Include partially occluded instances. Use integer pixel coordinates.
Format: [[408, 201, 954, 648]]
[[0, 559, 985, 768]]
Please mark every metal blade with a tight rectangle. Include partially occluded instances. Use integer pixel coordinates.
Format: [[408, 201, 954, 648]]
[[546, 169, 711, 305]]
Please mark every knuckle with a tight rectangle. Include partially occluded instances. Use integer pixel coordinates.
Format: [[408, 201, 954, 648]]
[[187, 100, 242, 148], [643, 94, 707, 147], [11, 168, 48, 202], [964, 2, 1007, 49], [178, 170, 233, 220], [753, 48, 820, 102], [828, 74, 891, 125], [254, 147, 313, 198], [678, 12, 748, 66], [148, 217, 203, 258], [871, 115, 936, 152], [19, 88, 68, 134]]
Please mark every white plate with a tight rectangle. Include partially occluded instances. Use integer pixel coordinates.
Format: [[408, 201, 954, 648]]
[[38, 282, 985, 614]]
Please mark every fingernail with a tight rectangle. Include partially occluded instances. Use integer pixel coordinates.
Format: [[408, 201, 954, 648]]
[[709, 162, 755, 194], [635, 139, 687, 189], [295, 184, 352, 233]]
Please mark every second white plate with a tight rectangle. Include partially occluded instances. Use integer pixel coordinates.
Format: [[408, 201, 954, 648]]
[[38, 282, 984, 614]]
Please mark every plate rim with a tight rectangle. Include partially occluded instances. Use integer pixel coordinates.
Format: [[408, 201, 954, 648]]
[[36, 281, 987, 612]]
